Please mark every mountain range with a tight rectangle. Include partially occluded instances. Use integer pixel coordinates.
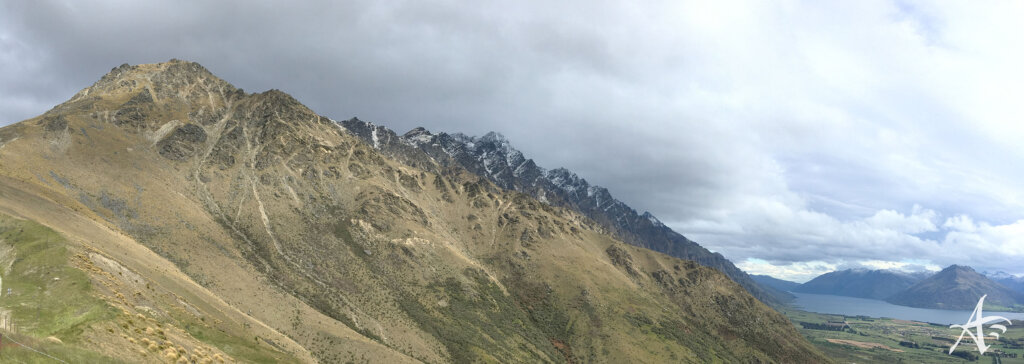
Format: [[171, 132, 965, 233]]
[[337, 119, 789, 304], [763, 266, 1024, 311], [986, 271, 1024, 295], [751, 274, 801, 292], [887, 265, 1024, 310], [793, 269, 925, 300], [0, 60, 826, 363]]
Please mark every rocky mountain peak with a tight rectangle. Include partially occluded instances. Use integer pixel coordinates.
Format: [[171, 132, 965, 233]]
[[942, 264, 976, 275], [247, 88, 312, 117], [546, 168, 588, 192], [933, 265, 984, 283], [403, 126, 433, 139], [443, 132, 473, 148], [479, 131, 508, 144], [91, 59, 224, 92], [641, 211, 665, 226], [60, 59, 241, 116], [98, 62, 138, 83], [336, 119, 787, 304], [35, 60, 331, 166]]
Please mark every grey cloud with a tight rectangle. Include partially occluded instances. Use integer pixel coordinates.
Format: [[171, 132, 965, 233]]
[[3, 1, 1023, 280]]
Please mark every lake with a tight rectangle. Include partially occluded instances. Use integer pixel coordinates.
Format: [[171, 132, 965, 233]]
[[791, 292, 1024, 325]]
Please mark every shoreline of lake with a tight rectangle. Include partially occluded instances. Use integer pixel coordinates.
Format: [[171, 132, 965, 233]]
[[789, 292, 1024, 325]]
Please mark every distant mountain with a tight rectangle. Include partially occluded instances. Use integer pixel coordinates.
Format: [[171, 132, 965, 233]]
[[985, 271, 1024, 295], [751, 274, 801, 292], [338, 120, 788, 304], [887, 265, 1024, 310], [793, 269, 925, 300]]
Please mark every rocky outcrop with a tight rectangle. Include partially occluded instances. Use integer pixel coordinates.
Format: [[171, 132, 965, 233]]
[[157, 123, 208, 160], [337, 118, 787, 304]]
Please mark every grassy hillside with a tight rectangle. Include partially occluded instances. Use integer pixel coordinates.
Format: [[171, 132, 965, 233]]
[[0, 214, 124, 363], [0, 60, 829, 363], [0, 212, 299, 363]]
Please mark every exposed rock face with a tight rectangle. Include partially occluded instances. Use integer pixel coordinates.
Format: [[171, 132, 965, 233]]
[[338, 118, 787, 304], [157, 123, 208, 160], [42, 114, 69, 132], [113, 90, 154, 128], [605, 244, 639, 277]]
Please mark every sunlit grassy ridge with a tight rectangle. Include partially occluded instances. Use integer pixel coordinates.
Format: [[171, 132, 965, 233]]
[[0, 212, 299, 363], [0, 214, 115, 338], [0, 214, 123, 363]]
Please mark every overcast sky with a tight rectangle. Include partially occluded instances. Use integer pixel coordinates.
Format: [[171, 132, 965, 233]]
[[3, 1, 1023, 282]]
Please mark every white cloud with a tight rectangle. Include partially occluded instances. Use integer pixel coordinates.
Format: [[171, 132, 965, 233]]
[[942, 218, 1024, 269], [742, 258, 941, 283], [943, 215, 977, 232], [864, 206, 937, 235], [678, 197, 1024, 277], [839, 260, 940, 274], [739, 259, 837, 284]]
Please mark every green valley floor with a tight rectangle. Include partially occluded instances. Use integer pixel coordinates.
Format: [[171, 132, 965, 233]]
[[783, 308, 1023, 363]]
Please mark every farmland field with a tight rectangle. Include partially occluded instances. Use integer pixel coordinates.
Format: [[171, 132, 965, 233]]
[[781, 308, 1024, 363]]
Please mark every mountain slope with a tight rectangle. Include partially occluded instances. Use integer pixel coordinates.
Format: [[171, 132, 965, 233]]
[[793, 269, 924, 300], [987, 272, 1024, 295], [886, 265, 1023, 310], [0, 60, 828, 363], [338, 120, 788, 304], [751, 274, 801, 292]]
